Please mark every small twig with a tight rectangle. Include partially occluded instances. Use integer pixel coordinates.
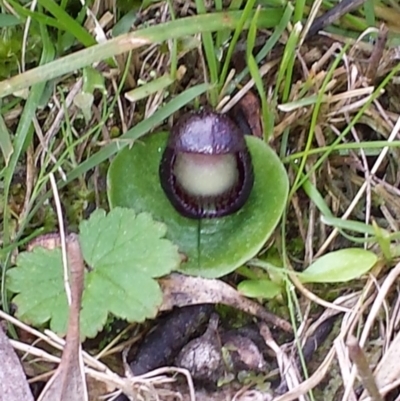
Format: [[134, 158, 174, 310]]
[[307, 0, 367, 37], [347, 335, 383, 401], [259, 323, 304, 401], [49, 173, 71, 305], [342, 262, 400, 400], [365, 24, 389, 82]]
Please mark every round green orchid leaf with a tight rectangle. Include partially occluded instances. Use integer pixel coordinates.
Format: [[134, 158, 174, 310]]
[[107, 132, 288, 278]]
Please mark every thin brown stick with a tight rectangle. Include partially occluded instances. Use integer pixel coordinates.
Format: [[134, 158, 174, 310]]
[[365, 24, 389, 82], [308, 0, 367, 37], [347, 335, 383, 401]]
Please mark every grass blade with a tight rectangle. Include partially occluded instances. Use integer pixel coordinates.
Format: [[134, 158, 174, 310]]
[[0, 114, 13, 166], [0, 9, 284, 99]]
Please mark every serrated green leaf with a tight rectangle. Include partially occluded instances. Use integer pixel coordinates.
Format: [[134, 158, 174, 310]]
[[80, 270, 162, 338], [298, 248, 377, 284], [79, 208, 176, 277], [78, 208, 180, 335], [7, 208, 181, 339], [7, 248, 69, 333]]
